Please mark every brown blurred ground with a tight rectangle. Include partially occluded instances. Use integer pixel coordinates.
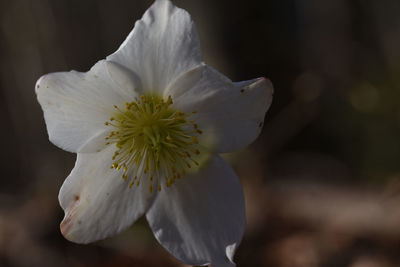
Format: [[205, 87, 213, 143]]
[[1, 0, 400, 266]]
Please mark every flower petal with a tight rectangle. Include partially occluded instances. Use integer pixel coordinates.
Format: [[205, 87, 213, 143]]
[[59, 145, 155, 244], [170, 65, 273, 153], [107, 0, 202, 93], [36, 60, 141, 153], [146, 155, 245, 267]]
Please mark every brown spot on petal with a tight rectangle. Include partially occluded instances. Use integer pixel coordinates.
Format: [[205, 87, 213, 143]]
[[60, 214, 73, 238], [60, 195, 80, 239]]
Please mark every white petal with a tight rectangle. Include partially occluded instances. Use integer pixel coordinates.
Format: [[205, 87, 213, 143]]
[[59, 145, 155, 244], [36, 60, 141, 153], [107, 0, 202, 93], [170, 65, 273, 153], [146, 155, 245, 266], [164, 64, 205, 99]]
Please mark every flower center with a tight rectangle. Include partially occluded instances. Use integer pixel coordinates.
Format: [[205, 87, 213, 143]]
[[104, 94, 203, 192]]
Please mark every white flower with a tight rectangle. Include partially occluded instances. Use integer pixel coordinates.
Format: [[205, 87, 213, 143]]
[[35, 0, 273, 266]]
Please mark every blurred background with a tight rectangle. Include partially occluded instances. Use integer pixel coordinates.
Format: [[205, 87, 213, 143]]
[[1, 0, 400, 266]]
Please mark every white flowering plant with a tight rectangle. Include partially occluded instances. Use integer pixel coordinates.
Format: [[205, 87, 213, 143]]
[[36, 1, 273, 266]]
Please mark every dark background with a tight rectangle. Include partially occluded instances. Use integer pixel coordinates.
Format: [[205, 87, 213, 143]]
[[1, 0, 400, 266]]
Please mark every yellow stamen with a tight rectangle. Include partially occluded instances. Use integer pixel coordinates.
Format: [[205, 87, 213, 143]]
[[104, 94, 204, 191]]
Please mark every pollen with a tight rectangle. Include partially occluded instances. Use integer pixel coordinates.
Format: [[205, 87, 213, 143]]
[[104, 94, 204, 192]]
